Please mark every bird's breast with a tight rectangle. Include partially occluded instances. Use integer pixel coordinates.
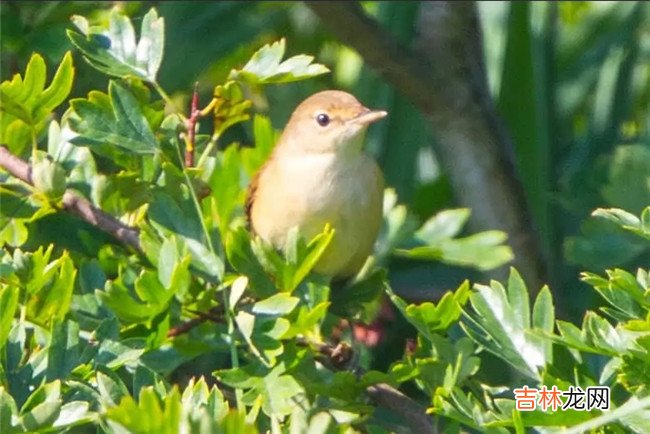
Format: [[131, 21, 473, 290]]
[[277, 153, 374, 219], [251, 151, 384, 277]]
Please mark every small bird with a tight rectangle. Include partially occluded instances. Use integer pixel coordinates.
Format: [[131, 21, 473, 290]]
[[246, 90, 387, 279]]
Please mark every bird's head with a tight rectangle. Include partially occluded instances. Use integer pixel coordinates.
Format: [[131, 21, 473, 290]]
[[278, 90, 387, 155]]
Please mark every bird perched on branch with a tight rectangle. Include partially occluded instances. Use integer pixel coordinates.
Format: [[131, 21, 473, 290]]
[[246, 90, 387, 279]]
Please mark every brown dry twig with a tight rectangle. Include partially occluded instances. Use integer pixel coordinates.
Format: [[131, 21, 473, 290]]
[[0, 145, 141, 252]]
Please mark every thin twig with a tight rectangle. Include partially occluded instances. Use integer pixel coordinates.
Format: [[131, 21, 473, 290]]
[[297, 337, 436, 434], [171, 305, 229, 337], [167, 307, 226, 337], [0, 145, 141, 252]]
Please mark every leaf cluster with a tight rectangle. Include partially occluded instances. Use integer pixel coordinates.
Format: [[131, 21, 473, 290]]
[[1, 7, 649, 434]]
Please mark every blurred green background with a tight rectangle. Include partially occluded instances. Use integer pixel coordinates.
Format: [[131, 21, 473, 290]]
[[2, 0, 649, 325]]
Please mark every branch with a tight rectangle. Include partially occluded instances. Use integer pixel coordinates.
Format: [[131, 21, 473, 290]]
[[167, 306, 227, 338], [306, 1, 547, 289], [300, 339, 436, 434], [0, 146, 141, 252]]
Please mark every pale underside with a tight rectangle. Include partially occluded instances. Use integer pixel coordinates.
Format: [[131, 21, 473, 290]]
[[250, 151, 384, 278]]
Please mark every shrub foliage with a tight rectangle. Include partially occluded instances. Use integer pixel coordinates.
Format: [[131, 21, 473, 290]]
[[1, 7, 649, 434]]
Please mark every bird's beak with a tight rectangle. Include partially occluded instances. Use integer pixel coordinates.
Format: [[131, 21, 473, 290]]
[[351, 109, 388, 125]]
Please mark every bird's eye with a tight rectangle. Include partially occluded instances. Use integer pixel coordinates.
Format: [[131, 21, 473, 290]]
[[316, 113, 330, 127]]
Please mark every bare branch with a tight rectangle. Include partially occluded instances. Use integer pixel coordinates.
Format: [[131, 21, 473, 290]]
[[306, 1, 547, 289], [0, 145, 141, 252], [0, 145, 32, 182]]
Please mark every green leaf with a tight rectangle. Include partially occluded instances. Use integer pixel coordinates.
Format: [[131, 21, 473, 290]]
[[20, 381, 62, 431], [563, 395, 650, 434], [251, 225, 334, 293], [97, 339, 147, 370], [67, 8, 165, 82], [461, 268, 548, 380], [105, 386, 182, 434], [532, 286, 555, 333], [592, 206, 650, 241], [0, 219, 28, 247], [225, 227, 276, 297], [289, 225, 335, 292], [96, 370, 129, 408], [260, 367, 304, 417], [69, 80, 159, 154], [584, 311, 637, 354], [207, 80, 253, 139], [31, 151, 67, 200], [601, 144, 650, 214], [98, 269, 175, 324], [0, 387, 19, 433], [25, 252, 76, 326], [253, 293, 299, 316], [387, 281, 470, 341], [234, 310, 268, 365], [46, 320, 81, 381], [330, 268, 385, 319], [0, 286, 19, 350], [241, 115, 278, 176], [148, 191, 224, 282], [415, 208, 471, 244], [592, 207, 641, 229], [158, 235, 179, 289], [0, 117, 32, 156], [156, 235, 190, 300], [229, 39, 329, 85], [51, 401, 95, 431], [283, 302, 330, 339], [136, 9, 165, 80], [21, 401, 61, 432], [397, 207, 513, 270], [582, 268, 648, 319], [180, 378, 229, 425], [209, 144, 243, 233], [33, 52, 75, 122], [0, 51, 74, 128], [507, 268, 530, 329], [375, 188, 419, 261], [532, 286, 555, 363], [565, 217, 647, 269], [229, 276, 249, 309], [398, 230, 514, 270]]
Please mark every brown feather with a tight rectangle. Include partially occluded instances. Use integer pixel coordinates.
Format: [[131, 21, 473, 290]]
[[245, 163, 264, 232], [244, 159, 273, 235]]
